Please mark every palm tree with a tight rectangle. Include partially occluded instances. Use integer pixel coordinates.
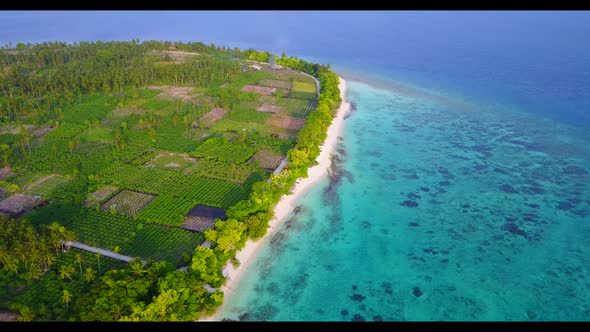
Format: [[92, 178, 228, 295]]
[[95, 253, 101, 273], [17, 306, 34, 322], [75, 253, 83, 276], [61, 289, 72, 312], [129, 259, 146, 277], [58, 264, 75, 281], [84, 267, 95, 283]]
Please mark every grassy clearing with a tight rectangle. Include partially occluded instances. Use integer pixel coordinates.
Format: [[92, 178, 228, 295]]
[[290, 81, 317, 99], [86, 185, 119, 208], [79, 127, 113, 143], [225, 108, 270, 124], [146, 153, 196, 171], [27, 174, 71, 197], [258, 79, 291, 89], [209, 119, 272, 136]]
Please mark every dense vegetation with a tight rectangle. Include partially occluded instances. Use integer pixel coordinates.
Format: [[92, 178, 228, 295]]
[[0, 40, 341, 321]]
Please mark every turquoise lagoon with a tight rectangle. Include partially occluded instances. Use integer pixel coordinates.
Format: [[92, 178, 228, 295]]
[[219, 77, 590, 321]]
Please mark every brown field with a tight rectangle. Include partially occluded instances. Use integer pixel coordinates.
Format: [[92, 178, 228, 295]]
[[31, 127, 54, 137], [240, 85, 277, 96], [0, 194, 42, 216], [199, 107, 228, 126], [151, 50, 200, 63], [256, 104, 285, 114], [0, 311, 18, 322], [266, 115, 306, 130], [147, 85, 195, 102]]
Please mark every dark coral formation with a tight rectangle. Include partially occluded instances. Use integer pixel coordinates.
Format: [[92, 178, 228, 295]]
[[401, 200, 419, 208], [499, 184, 518, 194], [350, 293, 366, 302], [412, 287, 423, 297]]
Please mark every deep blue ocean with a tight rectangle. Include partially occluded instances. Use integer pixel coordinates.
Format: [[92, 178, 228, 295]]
[[2, 11, 589, 320]]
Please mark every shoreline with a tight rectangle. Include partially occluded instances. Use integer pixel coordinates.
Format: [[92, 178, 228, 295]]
[[203, 77, 351, 321]]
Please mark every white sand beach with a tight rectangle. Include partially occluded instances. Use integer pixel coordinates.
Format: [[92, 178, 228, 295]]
[[203, 77, 351, 321]]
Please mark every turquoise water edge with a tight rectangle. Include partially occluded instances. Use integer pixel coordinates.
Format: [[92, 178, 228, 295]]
[[219, 77, 590, 321]]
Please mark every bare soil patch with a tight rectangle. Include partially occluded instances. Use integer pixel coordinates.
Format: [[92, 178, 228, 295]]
[[0, 311, 18, 321], [266, 115, 306, 130], [199, 108, 228, 126], [31, 127, 54, 137], [147, 85, 195, 102], [0, 194, 42, 217], [241, 85, 276, 96], [0, 124, 35, 135], [0, 166, 15, 180], [152, 50, 200, 63], [256, 104, 285, 114]]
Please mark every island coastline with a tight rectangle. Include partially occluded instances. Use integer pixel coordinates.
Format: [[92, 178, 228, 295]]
[[203, 77, 351, 321]]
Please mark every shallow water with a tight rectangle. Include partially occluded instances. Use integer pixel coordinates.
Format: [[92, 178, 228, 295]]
[[219, 79, 590, 321]]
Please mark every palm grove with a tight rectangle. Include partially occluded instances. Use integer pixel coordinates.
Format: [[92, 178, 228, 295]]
[[0, 40, 341, 321]]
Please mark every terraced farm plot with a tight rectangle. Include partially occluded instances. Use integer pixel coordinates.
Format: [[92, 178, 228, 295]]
[[266, 115, 307, 130], [199, 107, 228, 126], [241, 84, 276, 96], [101, 190, 155, 217], [192, 137, 256, 163], [85, 185, 119, 208], [189, 158, 258, 184], [258, 79, 291, 89], [182, 204, 226, 232], [290, 81, 317, 99], [276, 98, 317, 118], [145, 152, 196, 171], [210, 119, 272, 136], [125, 226, 204, 266], [256, 104, 286, 114], [147, 85, 195, 102], [249, 150, 284, 170], [135, 194, 197, 226], [29, 206, 203, 267], [182, 216, 216, 232], [226, 108, 270, 124], [27, 174, 71, 197]]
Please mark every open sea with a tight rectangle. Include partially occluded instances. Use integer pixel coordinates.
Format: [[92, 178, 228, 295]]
[[2, 11, 589, 321]]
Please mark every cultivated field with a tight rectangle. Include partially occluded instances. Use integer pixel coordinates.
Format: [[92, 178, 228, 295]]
[[101, 190, 156, 217]]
